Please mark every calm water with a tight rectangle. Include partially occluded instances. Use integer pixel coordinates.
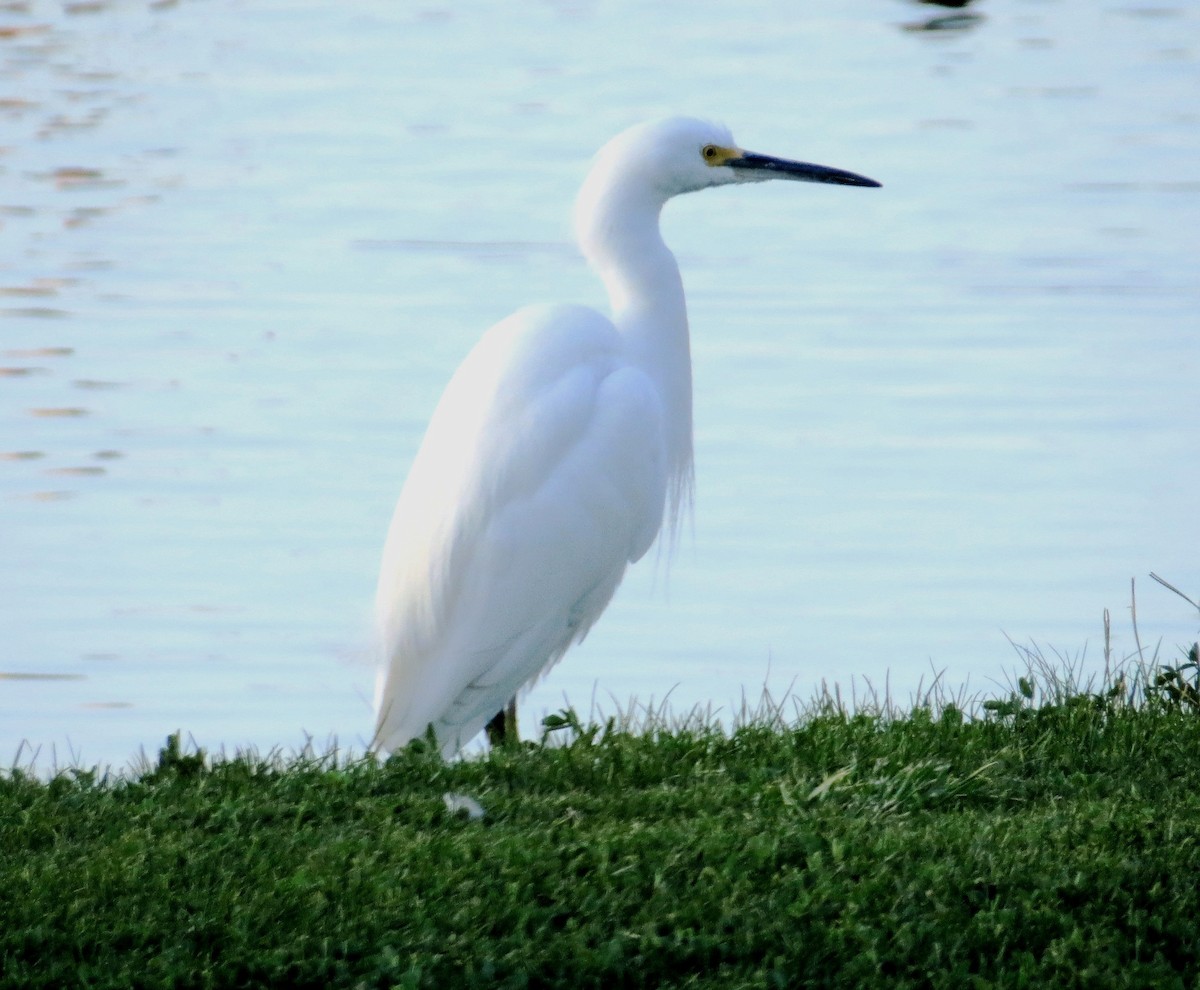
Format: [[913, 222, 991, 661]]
[[2, 0, 1197, 769]]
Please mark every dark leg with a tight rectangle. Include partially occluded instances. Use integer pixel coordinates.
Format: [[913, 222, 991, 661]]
[[485, 696, 519, 747]]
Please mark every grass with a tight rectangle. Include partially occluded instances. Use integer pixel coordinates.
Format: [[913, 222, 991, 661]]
[[3, 575, 1198, 988]]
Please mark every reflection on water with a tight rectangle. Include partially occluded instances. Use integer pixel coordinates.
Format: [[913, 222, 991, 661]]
[[0, 0, 1197, 770], [0, 672, 86, 682], [902, 14, 985, 33]]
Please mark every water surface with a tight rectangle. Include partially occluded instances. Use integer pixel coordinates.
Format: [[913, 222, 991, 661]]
[[1, 0, 1197, 768]]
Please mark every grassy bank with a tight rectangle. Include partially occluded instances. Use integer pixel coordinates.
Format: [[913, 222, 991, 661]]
[[3, 652, 1200, 989]]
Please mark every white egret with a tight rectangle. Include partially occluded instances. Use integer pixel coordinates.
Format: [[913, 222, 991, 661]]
[[372, 116, 879, 757]]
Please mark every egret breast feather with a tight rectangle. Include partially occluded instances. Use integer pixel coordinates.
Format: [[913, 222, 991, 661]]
[[374, 303, 667, 753]]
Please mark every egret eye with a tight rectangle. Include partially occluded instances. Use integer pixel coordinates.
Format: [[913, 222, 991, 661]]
[[702, 145, 718, 161]]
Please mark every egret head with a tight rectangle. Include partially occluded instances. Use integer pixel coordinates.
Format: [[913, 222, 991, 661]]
[[574, 117, 879, 275], [590, 116, 880, 202]]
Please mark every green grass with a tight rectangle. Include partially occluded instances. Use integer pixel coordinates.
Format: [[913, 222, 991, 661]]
[[3, 649, 1200, 989]]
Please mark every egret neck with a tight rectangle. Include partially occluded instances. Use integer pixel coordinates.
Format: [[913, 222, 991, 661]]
[[574, 159, 695, 536]]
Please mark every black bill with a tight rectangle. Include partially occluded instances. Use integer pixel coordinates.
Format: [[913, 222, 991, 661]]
[[730, 152, 881, 188]]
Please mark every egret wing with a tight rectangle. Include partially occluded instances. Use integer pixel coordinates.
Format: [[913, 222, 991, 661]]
[[373, 303, 668, 755]]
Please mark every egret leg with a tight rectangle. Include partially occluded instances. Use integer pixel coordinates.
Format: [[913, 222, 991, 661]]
[[485, 696, 519, 747]]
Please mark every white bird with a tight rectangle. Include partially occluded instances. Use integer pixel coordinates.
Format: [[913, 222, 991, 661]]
[[372, 116, 879, 757]]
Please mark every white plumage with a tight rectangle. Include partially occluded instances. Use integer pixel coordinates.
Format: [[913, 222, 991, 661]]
[[372, 116, 879, 756]]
